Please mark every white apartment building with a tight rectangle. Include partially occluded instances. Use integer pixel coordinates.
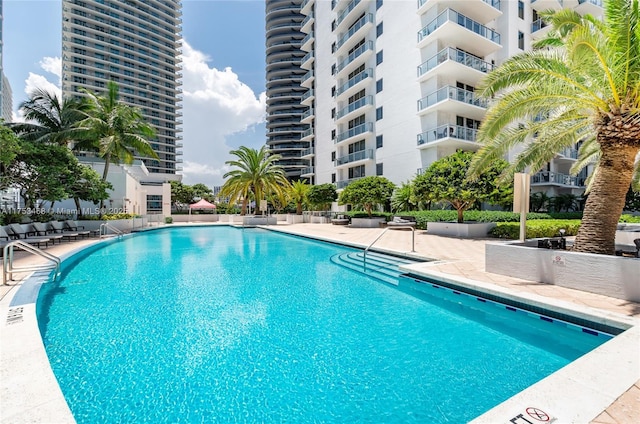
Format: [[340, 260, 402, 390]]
[[299, 0, 603, 198], [61, 0, 183, 179]]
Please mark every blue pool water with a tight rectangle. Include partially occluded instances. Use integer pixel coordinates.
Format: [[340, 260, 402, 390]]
[[37, 226, 612, 423]]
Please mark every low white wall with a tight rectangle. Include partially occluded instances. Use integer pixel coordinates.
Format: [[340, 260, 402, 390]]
[[286, 214, 304, 224], [486, 241, 640, 302], [243, 216, 277, 225], [172, 215, 219, 223], [428, 222, 496, 238]]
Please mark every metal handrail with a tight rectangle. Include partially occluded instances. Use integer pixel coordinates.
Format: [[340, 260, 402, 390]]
[[363, 226, 415, 272], [3, 241, 61, 285], [100, 223, 124, 238]]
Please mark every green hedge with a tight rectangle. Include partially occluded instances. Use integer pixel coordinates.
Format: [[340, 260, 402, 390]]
[[490, 220, 582, 239]]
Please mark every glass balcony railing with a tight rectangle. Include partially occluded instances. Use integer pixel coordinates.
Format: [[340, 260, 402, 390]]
[[301, 12, 314, 28], [531, 18, 548, 33], [301, 31, 314, 46], [301, 70, 314, 83], [336, 177, 363, 189], [559, 147, 578, 159], [532, 171, 584, 186], [418, 0, 500, 9], [417, 86, 487, 111], [302, 108, 314, 120], [335, 122, 374, 143], [336, 95, 373, 120], [417, 47, 494, 77], [417, 9, 500, 45], [337, 0, 362, 26], [417, 124, 478, 145], [337, 40, 374, 73], [336, 68, 373, 96], [301, 147, 315, 156], [336, 149, 374, 165], [578, 0, 603, 5], [301, 89, 314, 102], [336, 13, 374, 50], [301, 51, 314, 64], [301, 166, 315, 175]]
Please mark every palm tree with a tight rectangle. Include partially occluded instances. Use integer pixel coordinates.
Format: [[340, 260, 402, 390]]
[[469, 1, 640, 255], [289, 180, 310, 215], [9, 88, 87, 147], [221, 146, 291, 216], [76, 81, 158, 183]]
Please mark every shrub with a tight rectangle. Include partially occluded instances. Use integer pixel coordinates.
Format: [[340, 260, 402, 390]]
[[619, 214, 640, 223], [165, 216, 173, 224], [489, 220, 582, 239]]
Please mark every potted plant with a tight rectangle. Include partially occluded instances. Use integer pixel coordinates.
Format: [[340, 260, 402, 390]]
[[338, 176, 396, 228]]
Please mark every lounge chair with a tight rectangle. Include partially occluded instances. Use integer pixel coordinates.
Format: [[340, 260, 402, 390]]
[[616, 238, 640, 258], [331, 215, 350, 225], [5, 224, 53, 248], [30, 222, 64, 244], [49, 221, 81, 241], [387, 216, 417, 230], [63, 220, 91, 238]]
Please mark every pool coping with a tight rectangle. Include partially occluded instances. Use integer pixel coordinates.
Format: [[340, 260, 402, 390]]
[[0, 225, 638, 423]]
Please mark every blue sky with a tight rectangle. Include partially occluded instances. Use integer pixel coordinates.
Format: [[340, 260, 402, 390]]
[[2, 0, 268, 187]]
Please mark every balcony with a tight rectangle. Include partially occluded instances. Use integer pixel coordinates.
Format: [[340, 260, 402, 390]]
[[531, 171, 585, 187], [301, 128, 314, 141], [301, 51, 314, 69], [301, 89, 314, 106], [576, 0, 603, 16], [301, 166, 315, 176], [336, 177, 363, 189], [336, 68, 373, 98], [301, 147, 315, 157], [336, 0, 367, 32], [336, 40, 374, 76], [417, 47, 494, 83], [336, 149, 374, 166], [336, 13, 374, 55], [301, 31, 314, 51], [531, 0, 566, 13], [416, 124, 479, 150], [335, 122, 374, 144], [531, 18, 551, 39], [301, 12, 314, 34], [417, 0, 502, 23], [556, 147, 579, 162], [301, 0, 314, 15], [417, 86, 487, 121], [417, 9, 501, 56], [301, 108, 315, 124], [301, 70, 314, 88], [335, 95, 374, 121]]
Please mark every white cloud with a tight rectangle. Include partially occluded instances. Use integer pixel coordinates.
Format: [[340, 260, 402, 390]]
[[180, 41, 266, 187]]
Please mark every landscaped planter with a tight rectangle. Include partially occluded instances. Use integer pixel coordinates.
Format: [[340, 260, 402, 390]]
[[286, 214, 304, 224], [350, 217, 386, 228], [427, 221, 496, 238], [77, 218, 144, 234], [273, 214, 288, 222], [242, 216, 277, 225], [229, 215, 244, 224], [486, 241, 640, 302], [310, 216, 330, 224]]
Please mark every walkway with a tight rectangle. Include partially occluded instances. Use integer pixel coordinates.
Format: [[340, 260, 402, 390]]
[[1, 223, 638, 423]]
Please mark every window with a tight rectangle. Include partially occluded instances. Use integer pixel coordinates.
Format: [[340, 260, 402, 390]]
[[376, 22, 383, 38], [349, 140, 365, 153], [331, 173, 336, 183], [348, 165, 365, 179], [331, 129, 336, 140], [376, 107, 383, 120], [376, 79, 383, 93], [331, 108, 336, 119], [376, 163, 383, 176], [331, 86, 336, 97], [518, 1, 524, 20], [331, 64, 337, 75], [331, 151, 336, 161], [331, 42, 336, 53], [376, 135, 383, 148], [376, 50, 383, 65], [147, 195, 162, 213], [518, 31, 525, 50], [376, 0, 383, 9]]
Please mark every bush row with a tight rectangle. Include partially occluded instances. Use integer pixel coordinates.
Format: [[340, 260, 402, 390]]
[[489, 220, 582, 239]]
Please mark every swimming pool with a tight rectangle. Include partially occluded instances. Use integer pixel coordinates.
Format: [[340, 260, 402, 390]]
[[37, 226, 613, 423]]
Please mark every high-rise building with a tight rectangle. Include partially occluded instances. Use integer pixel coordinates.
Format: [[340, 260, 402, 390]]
[[265, 0, 312, 181], [61, 0, 183, 180], [299, 0, 602, 198], [0, 0, 11, 123]]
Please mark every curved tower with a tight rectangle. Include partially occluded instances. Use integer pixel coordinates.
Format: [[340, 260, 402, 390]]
[[265, 0, 310, 181]]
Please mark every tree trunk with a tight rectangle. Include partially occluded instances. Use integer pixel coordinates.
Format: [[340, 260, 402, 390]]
[[456, 207, 464, 224], [572, 145, 638, 254], [296, 202, 302, 215]]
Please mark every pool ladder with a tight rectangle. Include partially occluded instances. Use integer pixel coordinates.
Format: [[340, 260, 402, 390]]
[[3, 241, 61, 285], [100, 223, 124, 238], [363, 227, 415, 272]]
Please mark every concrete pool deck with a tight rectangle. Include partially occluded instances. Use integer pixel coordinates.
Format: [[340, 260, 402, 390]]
[[1, 222, 638, 423]]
